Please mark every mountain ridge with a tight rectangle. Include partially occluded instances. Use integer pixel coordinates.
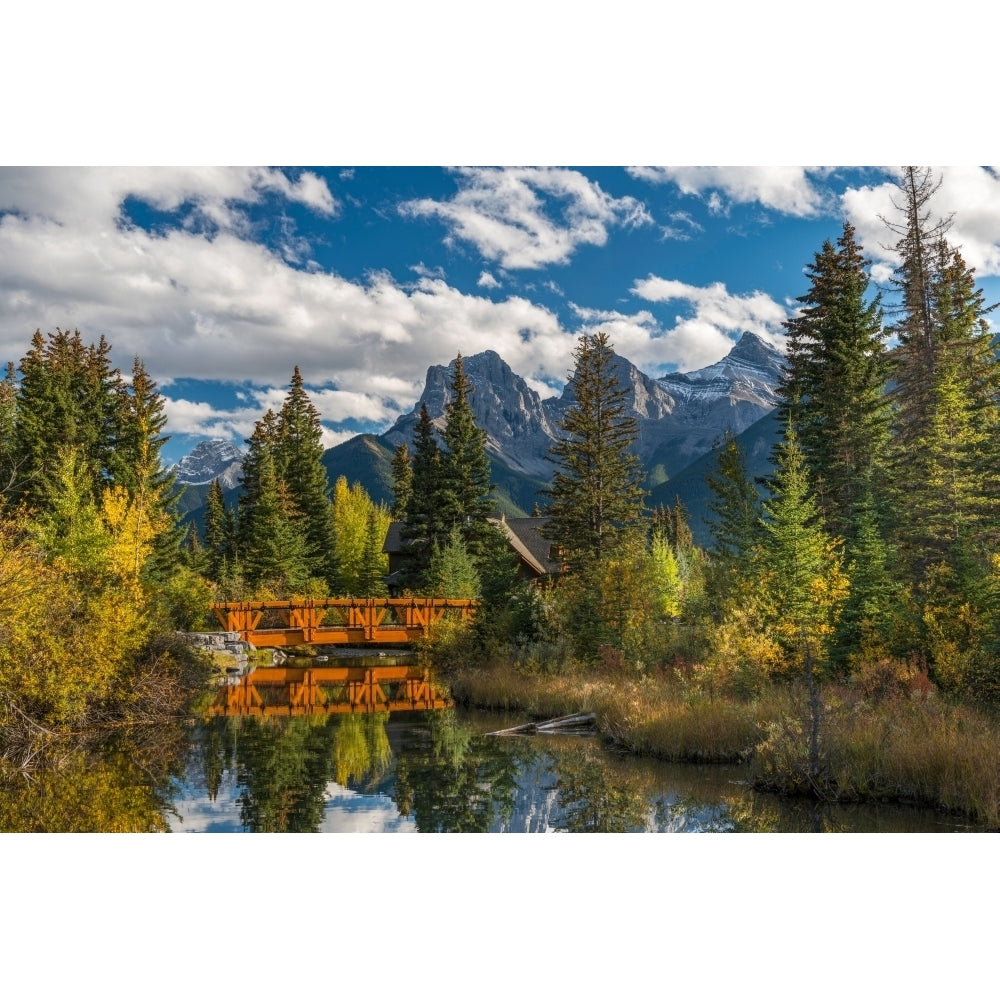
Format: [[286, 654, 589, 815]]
[[176, 332, 786, 523]]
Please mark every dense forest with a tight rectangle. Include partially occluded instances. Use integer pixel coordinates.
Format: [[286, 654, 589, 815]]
[[3, 167, 999, 797]]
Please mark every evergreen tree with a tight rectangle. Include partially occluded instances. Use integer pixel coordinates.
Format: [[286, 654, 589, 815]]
[[357, 507, 389, 598], [399, 404, 447, 589], [778, 221, 892, 541], [882, 171, 1000, 576], [12, 329, 127, 509], [115, 357, 185, 579], [834, 481, 901, 665], [202, 478, 230, 583], [439, 353, 494, 553], [472, 522, 539, 651], [427, 524, 481, 599], [759, 425, 846, 663], [273, 367, 337, 588], [390, 444, 412, 519], [542, 331, 647, 567], [240, 447, 311, 594], [705, 430, 763, 582]]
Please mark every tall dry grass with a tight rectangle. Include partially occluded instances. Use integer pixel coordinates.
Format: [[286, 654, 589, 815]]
[[448, 659, 1000, 827]]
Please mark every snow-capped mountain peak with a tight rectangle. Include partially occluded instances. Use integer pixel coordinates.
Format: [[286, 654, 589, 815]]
[[172, 438, 244, 488]]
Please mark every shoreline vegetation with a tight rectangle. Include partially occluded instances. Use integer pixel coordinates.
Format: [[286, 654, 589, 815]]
[[442, 656, 1000, 829]]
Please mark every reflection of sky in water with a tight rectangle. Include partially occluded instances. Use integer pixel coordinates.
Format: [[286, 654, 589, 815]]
[[168, 775, 415, 833]]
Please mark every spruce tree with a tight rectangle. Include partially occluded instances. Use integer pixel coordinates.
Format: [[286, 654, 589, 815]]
[[274, 367, 337, 588], [760, 425, 846, 662], [705, 430, 763, 582], [399, 403, 446, 589], [439, 353, 494, 553], [390, 444, 412, 519], [778, 221, 892, 541], [881, 170, 1000, 576], [240, 447, 311, 594], [542, 331, 646, 567], [202, 478, 230, 582]]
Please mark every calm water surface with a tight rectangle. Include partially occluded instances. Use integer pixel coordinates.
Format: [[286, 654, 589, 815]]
[[1, 691, 978, 832]]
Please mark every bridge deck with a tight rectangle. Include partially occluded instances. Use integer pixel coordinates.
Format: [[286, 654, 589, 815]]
[[211, 597, 477, 648]]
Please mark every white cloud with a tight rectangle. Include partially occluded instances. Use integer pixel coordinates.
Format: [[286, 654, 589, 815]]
[[841, 166, 1000, 278], [477, 270, 501, 288], [661, 211, 703, 241], [399, 167, 652, 269], [0, 168, 579, 437], [631, 276, 788, 370], [628, 166, 829, 218]]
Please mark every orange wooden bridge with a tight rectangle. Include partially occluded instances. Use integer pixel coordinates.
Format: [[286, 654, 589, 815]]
[[210, 597, 477, 648], [207, 664, 451, 717]]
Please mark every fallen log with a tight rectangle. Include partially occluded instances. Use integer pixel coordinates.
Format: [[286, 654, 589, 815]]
[[486, 712, 596, 736]]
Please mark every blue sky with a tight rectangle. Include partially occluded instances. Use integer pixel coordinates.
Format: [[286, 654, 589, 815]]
[[2, 165, 999, 465]]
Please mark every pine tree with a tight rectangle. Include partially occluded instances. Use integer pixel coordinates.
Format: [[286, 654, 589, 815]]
[[12, 329, 127, 509], [439, 353, 494, 553], [705, 430, 763, 583], [202, 478, 230, 582], [881, 171, 1000, 576], [240, 447, 311, 594], [778, 221, 892, 541], [543, 331, 647, 567], [760, 425, 847, 663], [399, 403, 446, 589], [834, 481, 901, 664], [116, 357, 185, 579], [390, 444, 412, 519], [357, 507, 389, 598], [427, 524, 481, 599], [273, 367, 336, 587]]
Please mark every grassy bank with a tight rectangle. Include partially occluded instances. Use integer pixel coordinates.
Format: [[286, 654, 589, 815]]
[[446, 660, 1000, 828]]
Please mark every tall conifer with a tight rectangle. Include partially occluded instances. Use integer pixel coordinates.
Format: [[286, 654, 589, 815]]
[[543, 331, 646, 567], [778, 221, 891, 541]]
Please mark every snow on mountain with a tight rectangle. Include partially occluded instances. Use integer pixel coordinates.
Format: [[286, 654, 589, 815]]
[[172, 438, 244, 488], [383, 332, 786, 481]]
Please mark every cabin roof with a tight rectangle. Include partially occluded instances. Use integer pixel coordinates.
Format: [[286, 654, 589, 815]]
[[383, 516, 561, 576]]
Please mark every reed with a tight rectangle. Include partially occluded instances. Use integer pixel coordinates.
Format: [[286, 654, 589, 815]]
[[449, 659, 1000, 826]]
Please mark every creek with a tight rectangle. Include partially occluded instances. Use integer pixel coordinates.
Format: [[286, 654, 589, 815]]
[[0, 654, 981, 832]]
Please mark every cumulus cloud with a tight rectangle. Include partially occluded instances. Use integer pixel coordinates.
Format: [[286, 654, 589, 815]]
[[631, 276, 788, 370], [399, 167, 653, 269], [477, 270, 500, 289], [628, 166, 829, 218], [841, 166, 1000, 279], [0, 168, 579, 443]]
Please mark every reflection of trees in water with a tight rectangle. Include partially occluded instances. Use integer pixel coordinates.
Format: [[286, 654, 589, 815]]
[[553, 743, 654, 832], [392, 711, 531, 832], [0, 727, 186, 832], [232, 716, 340, 833], [200, 712, 397, 833], [334, 713, 391, 787]]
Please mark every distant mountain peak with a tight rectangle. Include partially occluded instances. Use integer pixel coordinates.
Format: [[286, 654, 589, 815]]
[[173, 438, 244, 488]]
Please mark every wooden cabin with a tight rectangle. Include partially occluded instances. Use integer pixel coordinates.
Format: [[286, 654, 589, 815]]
[[382, 515, 563, 595]]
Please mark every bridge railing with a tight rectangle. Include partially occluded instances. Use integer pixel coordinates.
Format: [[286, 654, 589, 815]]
[[210, 597, 477, 647]]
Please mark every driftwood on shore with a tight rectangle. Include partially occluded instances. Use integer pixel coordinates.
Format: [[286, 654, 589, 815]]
[[486, 712, 596, 736]]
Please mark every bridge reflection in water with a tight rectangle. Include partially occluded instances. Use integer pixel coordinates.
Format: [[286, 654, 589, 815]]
[[207, 664, 452, 718]]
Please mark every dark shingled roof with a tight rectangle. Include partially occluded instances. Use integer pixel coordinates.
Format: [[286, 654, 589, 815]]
[[382, 516, 561, 576]]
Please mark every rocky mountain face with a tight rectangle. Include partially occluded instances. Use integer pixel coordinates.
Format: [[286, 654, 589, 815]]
[[382, 350, 561, 477], [382, 331, 785, 483], [175, 332, 786, 519], [172, 438, 244, 488]]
